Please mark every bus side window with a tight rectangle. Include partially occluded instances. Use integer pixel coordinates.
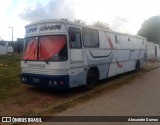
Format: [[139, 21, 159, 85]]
[[69, 27, 82, 49], [83, 27, 99, 48], [91, 30, 99, 47], [115, 35, 118, 43], [128, 38, 130, 41]]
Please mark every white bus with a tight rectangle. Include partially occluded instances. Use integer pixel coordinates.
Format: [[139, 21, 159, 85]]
[[20, 19, 147, 89]]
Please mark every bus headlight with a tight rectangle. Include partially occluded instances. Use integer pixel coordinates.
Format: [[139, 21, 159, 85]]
[[53, 80, 57, 85], [48, 80, 52, 85], [22, 77, 25, 82], [22, 77, 27, 82], [48, 80, 64, 86], [59, 81, 64, 85], [48, 80, 57, 85]]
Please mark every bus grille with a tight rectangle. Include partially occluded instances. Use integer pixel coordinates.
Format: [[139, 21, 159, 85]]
[[28, 64, 45, 68]]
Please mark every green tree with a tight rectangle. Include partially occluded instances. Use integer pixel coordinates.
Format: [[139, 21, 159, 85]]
[[75, 19, 85, 24], [138, 16, 160, 44], [93, 21, 110, 29]]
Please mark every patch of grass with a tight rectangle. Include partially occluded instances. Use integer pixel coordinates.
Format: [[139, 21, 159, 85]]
[[24, 110, 35, 116], [0, 55, 159, 117], [0, 55, 22, 100], [142, 65, 159, 72]]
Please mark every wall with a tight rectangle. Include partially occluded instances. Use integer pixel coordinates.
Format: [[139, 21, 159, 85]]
[[147, 41, 160, 61]]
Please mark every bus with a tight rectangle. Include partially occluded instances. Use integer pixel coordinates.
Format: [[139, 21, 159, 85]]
[[20, 19, 147, 89]]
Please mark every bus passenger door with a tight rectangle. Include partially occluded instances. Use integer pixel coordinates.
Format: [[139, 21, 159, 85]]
[[69, 27, 84, 64], [69, 27, 85, 87]]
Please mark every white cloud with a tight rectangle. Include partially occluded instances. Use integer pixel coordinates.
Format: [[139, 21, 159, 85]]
[[19, 0, 76, 22], [0, 0, 28, 40], [1, 0, 160, 40]]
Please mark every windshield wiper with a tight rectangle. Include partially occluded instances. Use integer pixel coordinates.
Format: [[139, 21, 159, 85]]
[[39, 49, 49, 65], [44, 58, 49, 64], [24, 49, 36, 63]]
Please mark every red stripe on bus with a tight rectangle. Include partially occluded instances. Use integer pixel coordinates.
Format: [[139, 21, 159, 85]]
[[105, 33, 114, 49], [116, 59, 123, 68]]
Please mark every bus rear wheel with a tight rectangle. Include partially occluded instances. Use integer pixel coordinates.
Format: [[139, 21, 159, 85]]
[[135, 60, 140, 71], [85, 68, 97, 89]]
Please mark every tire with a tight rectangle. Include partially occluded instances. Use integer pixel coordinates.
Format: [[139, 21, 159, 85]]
[[135, 60, 140, 71], [85, 68, 97, 89]]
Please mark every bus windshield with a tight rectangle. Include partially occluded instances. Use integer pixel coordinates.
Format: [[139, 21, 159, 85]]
[[23, 35, 67, 62]]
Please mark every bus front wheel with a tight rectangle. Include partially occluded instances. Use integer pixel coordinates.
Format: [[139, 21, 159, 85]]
[[85, 68, 97, 89]]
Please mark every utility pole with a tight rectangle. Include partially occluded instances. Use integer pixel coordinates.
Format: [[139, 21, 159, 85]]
[[8, 27, 13, 42]]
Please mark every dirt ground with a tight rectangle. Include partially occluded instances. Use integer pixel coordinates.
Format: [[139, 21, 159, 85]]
[[41, 62, 160, 125], [1, 62, 160, 125]]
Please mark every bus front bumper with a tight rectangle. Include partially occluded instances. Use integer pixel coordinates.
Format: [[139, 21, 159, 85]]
[[20, 73, 69, 89]]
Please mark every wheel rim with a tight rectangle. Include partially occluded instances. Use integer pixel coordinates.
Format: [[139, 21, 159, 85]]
[[86, 69, 96, 88], [136, 61, 140, 71]]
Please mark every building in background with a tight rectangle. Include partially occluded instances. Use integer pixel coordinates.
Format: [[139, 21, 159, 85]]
[[0, 40, 13, 55], [16, 38, 24, 54], [147, 41, 160, 61], [0, 38, 24, 55]]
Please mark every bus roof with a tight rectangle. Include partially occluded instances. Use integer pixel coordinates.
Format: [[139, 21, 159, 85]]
[[26, 19, 147, 40]]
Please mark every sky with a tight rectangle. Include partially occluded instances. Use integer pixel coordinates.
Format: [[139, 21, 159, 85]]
[[0, 0, 160, 41]]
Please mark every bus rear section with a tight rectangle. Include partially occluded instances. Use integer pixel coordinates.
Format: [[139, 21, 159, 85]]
[[20, 21, 70, 89]]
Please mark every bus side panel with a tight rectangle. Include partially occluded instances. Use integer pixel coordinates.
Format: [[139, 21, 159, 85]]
[[82, 31, 114, 80], [97, 64, 110, 80], [108, 63, 117, 77], [68, 68, 87, 88]]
